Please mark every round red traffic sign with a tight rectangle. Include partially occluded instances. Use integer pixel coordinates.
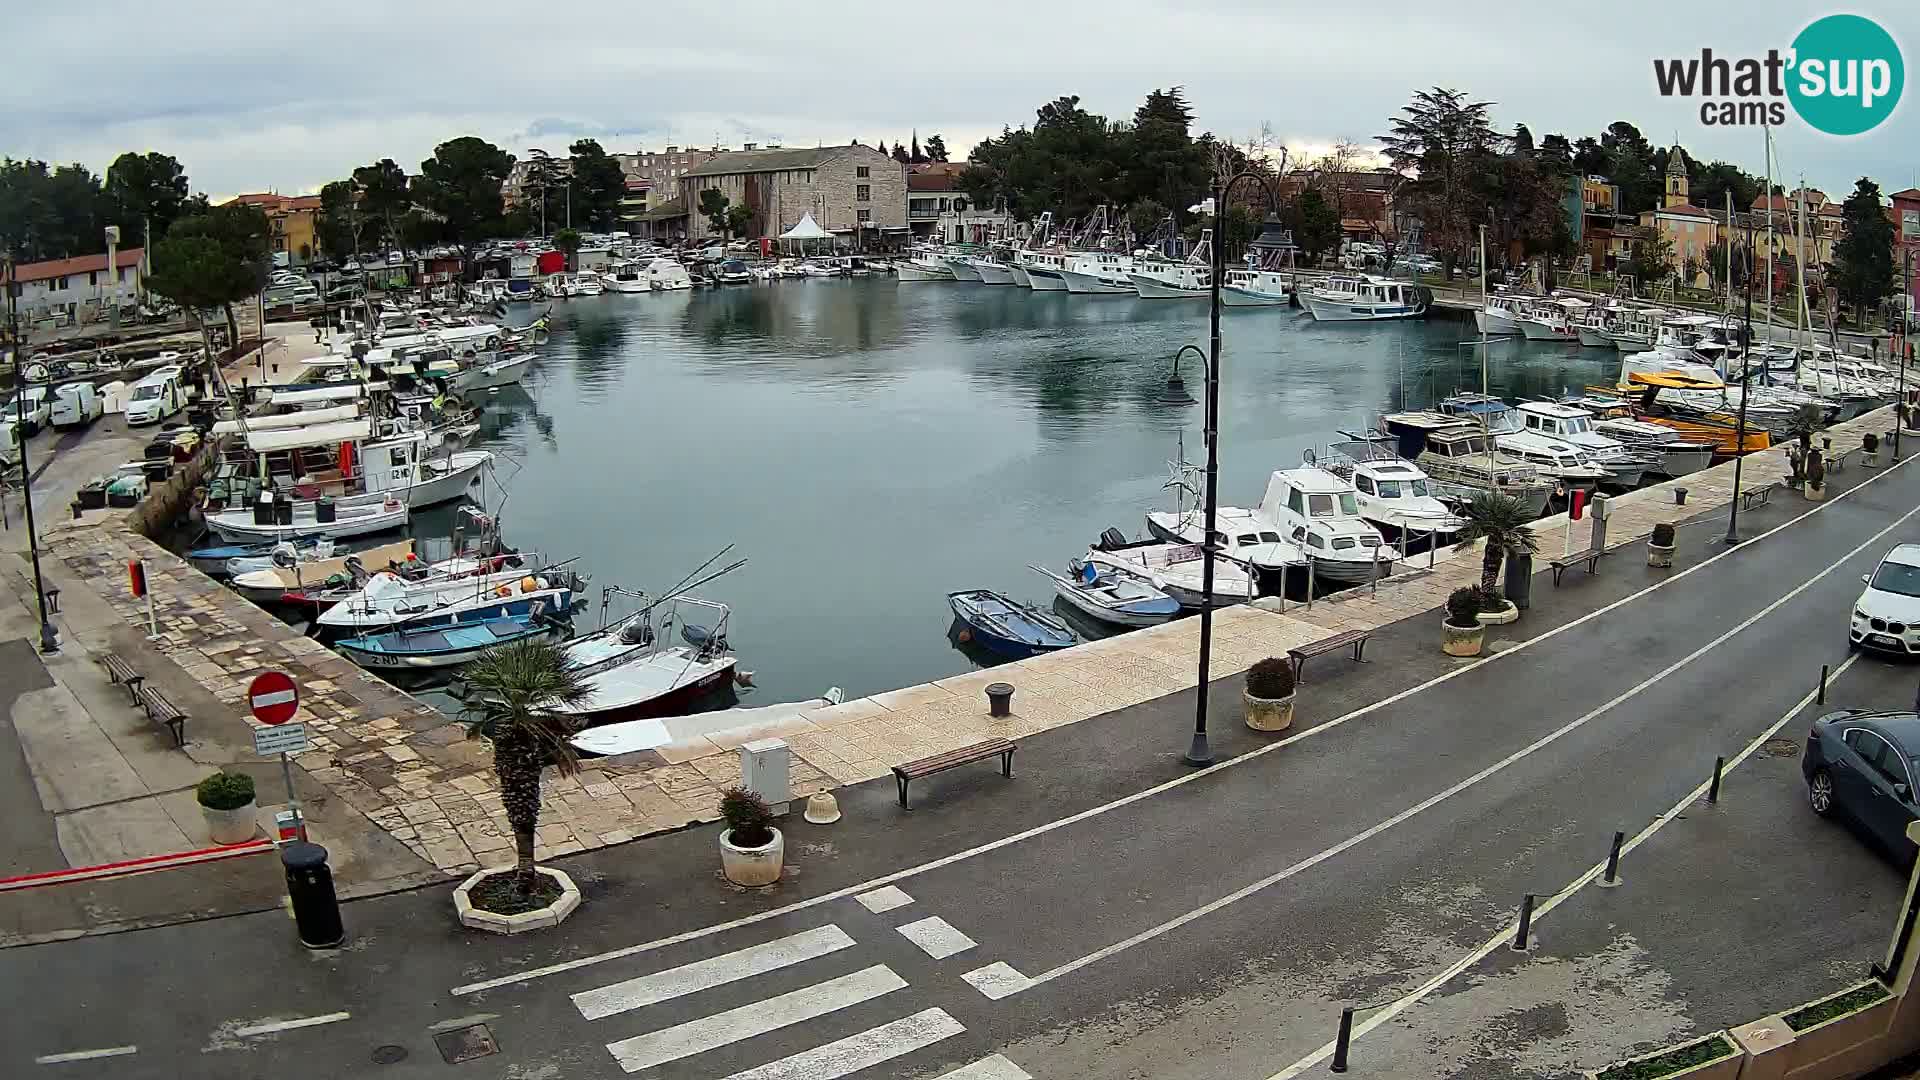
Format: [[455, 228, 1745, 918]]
[[248, 671, 299, 725]]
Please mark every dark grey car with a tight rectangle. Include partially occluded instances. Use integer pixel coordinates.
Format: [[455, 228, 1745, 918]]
[[1803, 710, 1920, 861]]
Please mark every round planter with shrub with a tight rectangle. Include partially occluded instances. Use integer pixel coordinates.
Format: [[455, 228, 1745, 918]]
[[719, 787, 784, 887], [1863, 432, 1880, 468], [1805, 449, 1827, 502], [1647, 522, 1676, 568], [1442, 587, 1486, 657], [1475, 584, 1518, 625], [196, 770, 258, 845], [1243, 657, 1297, 732]]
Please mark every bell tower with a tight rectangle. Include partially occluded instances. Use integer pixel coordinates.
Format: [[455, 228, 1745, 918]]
[[1664, 145, 1690, 207]]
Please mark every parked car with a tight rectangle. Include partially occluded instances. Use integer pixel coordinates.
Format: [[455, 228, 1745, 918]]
[[50, 382, 103, 429], [1804, 709, 1920, 860], [1850, 544, 1920, 654], [1, 386, 51, 434], [124, 366, 187, 425]]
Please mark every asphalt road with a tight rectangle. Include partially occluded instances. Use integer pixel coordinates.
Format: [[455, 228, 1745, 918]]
[[6, 458, 1920, 1080]]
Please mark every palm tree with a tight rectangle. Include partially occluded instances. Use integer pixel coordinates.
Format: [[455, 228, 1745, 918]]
[[1455, 490, 1541, 596], [460, 638, 589, 896], [554, 227, 583, 271]]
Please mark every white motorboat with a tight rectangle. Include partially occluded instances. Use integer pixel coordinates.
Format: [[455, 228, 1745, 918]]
[[944, 257, 984, 282], [1317, 438, 1463, 545], [1143, 506, 1305, 587], [450, 353, 531, 394], [570, 687, 845, 757], [1059, 251, 1136, 295], [1221, 269, 1293, 306], [607, 266, 650, 293], [1029, 560, 1182, 628], [1085, 532, 1256, 608], [1515, 297, 1590, 342], [224, 538, 341, 578], [1259, 468, 1395, 583], [1439, 395, 1613, 492], [1514, 401, 1661, 488], [646, 258, 693, 291], [556, 597, 741, 723], [1019, 251, 1070, 291], [969, 258, 1015, 285], [208, 497, 409, 543], [1588, 416, 1717, 477], [1376, 412, 1555, 516], [1129, 262, 1211, 298], [316, 562, 571, 633], [897, 257, 956, 281], [1475, 291, 1525, 335], [573, 271, 606, 296], [1304, 275, 1430, 322]]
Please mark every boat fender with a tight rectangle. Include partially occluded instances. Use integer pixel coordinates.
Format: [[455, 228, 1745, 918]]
[[495, 585, 512, 598], [519, 576, 539, 594], [957, 627, 973, 643], [735, 669, 755, 688]]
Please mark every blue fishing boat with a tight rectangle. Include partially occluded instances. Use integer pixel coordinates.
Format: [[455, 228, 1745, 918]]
[[946, 590, 1076, 658], [336, 613, 567, 671], [186, 535, 321, 577]]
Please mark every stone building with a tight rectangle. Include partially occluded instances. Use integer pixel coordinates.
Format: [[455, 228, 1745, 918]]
[[618, 146, 724, 210], [679, 144, 907, 246]]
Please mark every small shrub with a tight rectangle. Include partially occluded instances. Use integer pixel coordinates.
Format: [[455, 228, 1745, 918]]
[[196, 770, 255, 810], [1783, 981, 1889, 1031], [1476, 584, 1506, 612], [1246, 657, 1295, 699], [1445, 587, 1481, 627], [1864, 432, 1879, 453], [1808, 448, 1827, 489], [1651, 523, 1676, 547], [720, 786, 776, 848]]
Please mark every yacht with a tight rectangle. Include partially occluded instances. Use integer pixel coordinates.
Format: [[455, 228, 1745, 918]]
[[1221, 269, 1293, 306], [1515, 297, 1590, 342], [1059, 251, 1137, 294], [1377, 412, 1555, 516], [1303, 275, 1430, 322], [606, 264, 650, 293], [1439, 394, 1613, 492], [1513, 402, 1661, 488], [1475, 291, 1526, 335], [1317, 437, 1464, 546], [1259, 467, 1394, 583], [1143, 506, 1305, 590]]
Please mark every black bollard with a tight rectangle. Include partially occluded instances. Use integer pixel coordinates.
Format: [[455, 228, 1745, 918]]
[[1819, 663, 1829, 706], [1511, 893, 1536, 952], [1330, 1006, 1354, 1073], [1709, 756, 1726, 804], [1601, 831, 1624, 887], [282, 841, 344, 948], [985, 682, 1014, 718]]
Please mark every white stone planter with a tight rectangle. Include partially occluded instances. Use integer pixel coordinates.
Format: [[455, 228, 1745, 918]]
[[1806, 482, 1827, 502], [454, 866, 582, 934], [202, 800, 258, 845], [1581, 1031, 1742, 1080], [720, 827, 785, 887], [1863, 451, 1880, 469], [1243, 689, 1295, 732], [1476, 600, 1518, 625], [1647, 542, 1675, 569], [1442, 620, 1484, 657]]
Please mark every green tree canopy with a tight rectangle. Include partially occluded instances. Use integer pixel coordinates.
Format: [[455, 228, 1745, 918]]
[[351, 158, 411, 250], [1288, 186, 1341, 265], [316, 179, 368, 261], [1831, 177, 1895, 326], [567, 139, 627, 232], [924, 134, 949, 163], [0, 158, 112, 261], [415, 136, 515, 254], [554, 227, 582, 268], [1379, 87, 1500, 276], [725, 204, 754, 239], [105, 151, 190, 243], [697, 188, 731, 236]]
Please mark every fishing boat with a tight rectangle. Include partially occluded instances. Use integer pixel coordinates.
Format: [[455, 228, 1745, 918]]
[[1029, 560, 1181, 628], [1143, 506, 1305, 589], [1128, 229, 1212, 298], [1475, 291, 1526, 335], [1318, 436, 1464, 546], [557, 595, 742, 723], [1058, 251, 1137, 295], [897, 256, 957, 281], [228, 539, 415, 604], [206, 496, 409, 543], [947, 590, 1076, 657], [1221, 269, 1293, 306], [1019, 250, 1071, 291], [944, 257, 984, 282], [1513, 401, 1661, 488], [186, 536, 323, 577], [1086, 532, 1256, 609], [316, 568, 574, 636], [335, 612, 566, 671], [570, 687, 846, 757], [1439, 395, 1614, 493], [1514, 297, 1591, 342], [224, 538, 342, 578], [1303, 275, 1431, 322], [1259, 467, 1396, 582], [1377, 413, 1555, 516], [313, 555, 559, 631], [449, 353, 531, 394]]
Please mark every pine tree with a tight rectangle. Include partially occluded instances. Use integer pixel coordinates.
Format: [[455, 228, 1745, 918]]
[[1831, 177, 1896, 327], [910, 132, 926, 164]]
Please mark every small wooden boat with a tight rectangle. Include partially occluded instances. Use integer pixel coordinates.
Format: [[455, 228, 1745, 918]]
[[229, 538, 416, 604], [186, 536, 323, 577], [335, 613, 566, 671], [224, 538, 342, 578], [1029, 561, 1181, 628], [946, 590, 1076, 658]]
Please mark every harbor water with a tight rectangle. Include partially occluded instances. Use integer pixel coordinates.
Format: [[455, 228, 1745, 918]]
[[457, 280, 1626, 702]]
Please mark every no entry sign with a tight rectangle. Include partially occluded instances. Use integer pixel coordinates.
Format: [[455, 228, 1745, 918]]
[[248, 671, 299, 726]]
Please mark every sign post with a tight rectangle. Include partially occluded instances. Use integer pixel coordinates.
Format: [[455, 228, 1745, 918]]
[[128, 559, 156, 638], [1565, 489, 1587, 558], [248, 672, 307, 843]]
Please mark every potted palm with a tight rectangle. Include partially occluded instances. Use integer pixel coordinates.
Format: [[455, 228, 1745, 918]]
[[1442, 587, 1486, 656], [1862, 432, 1880, 468], [454, 638, 589, 933], [719, 787, 784, 886], [1455, 491, 1538, 624], [1805, 446, 1826, 502], [1243, 657, 1296, 732], [196, 770, 257, 845], [1647, 522, 1676, 568]]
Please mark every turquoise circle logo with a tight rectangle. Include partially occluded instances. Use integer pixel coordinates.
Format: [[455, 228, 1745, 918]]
[[1788, 14, 1904, 135]]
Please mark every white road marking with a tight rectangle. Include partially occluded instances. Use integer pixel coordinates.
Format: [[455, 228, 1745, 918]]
[[604, 964, 906, 1074], [935, 1055, 1035, 1080], [451, 452, 1913, 997], [854, 885, 914, 913], [573, 925, 855, 1021], [428, 1013, 499, 1032], [232, 1012, 351, 1037], [896, 915, 977, 959], [1015, 497, 1920, 993], [718, 1007, 964, 1080], [34, 1046, 137, 1064], [1263, 650, 1867, 1079], [961, 962, 1032, 1000]]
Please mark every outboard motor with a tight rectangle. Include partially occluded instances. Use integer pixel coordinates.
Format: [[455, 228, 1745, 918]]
[[682, 623, 728, 653], [1097, 527, 1128, 550], [270, 541, 298, 569]]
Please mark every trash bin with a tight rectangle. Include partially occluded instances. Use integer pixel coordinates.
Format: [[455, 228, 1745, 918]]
[[274, 496, 294, 525], [253, 491, 275, 525], [1504, 551, 1534, 610], [315, 497, 336, 524], [281, 841, 344, 949]]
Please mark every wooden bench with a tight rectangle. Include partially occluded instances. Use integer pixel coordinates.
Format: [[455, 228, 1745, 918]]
[[1287, 629, 1373, 681], [100, 654, 144, 705], [1826, 448, 1853, 474], [135, 685, 187, 747], [1549, 548, 1605, 586], [1739, 484, 1775, 512], [893, 738, 1014, 809]]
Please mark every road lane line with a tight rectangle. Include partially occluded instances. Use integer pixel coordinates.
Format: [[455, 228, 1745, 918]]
[[573, 925, 856, 1021], [452, 451, 1914, 997], [718, 1007, 964, 1080], [604, 964, 905, 1073], [1016, 500, 1917, 992], [1262, 651, 1866, 1079], [896, 916, 977, 959], [232, 1012, 351, 1037], [34, 1046, 137, 1064], [935, 1055, 1035, 1079]]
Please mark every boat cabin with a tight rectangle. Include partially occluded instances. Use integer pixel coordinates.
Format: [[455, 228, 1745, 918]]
[[1259, 468, 1385, 558]]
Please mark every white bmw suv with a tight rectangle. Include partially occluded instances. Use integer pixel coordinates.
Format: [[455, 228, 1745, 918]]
[[1851, 544, 1920, 654]]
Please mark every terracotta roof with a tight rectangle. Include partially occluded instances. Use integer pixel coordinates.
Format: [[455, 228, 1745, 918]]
[[1652, 203, 1712, 218], [1892, 188, 1920, 202], [2, 248, 144, 285], [908, 172, 956, 192], [284, 195, 322, 212], [224, 192, 321, 214], [909, 162, 969, 177]]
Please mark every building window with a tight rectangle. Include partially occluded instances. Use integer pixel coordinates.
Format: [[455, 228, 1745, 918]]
[[940, 198, 950, 212], [88, 271, 98, 286], [53, 276, 66, 290], [858, 209, 871, 223], [856, 185, 871, 202], [856, 166, 870, 178]]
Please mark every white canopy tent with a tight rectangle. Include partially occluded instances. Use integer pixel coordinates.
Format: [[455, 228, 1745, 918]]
[[779, 213, 835, 255]]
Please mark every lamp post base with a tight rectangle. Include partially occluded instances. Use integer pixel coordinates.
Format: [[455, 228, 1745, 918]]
[[1183, 732, 1214, 767]]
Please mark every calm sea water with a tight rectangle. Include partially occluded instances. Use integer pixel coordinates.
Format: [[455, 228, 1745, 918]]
[[458, 280, 1622, 702]]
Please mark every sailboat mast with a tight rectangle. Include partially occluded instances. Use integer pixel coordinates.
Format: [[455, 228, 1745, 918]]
[[1764, 127, 1774, 345], [1479, 225, 1496, 488]]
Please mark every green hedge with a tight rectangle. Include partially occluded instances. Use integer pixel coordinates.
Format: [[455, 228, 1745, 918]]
[[1783, 982, 1889, 1032], [1596, 1034, 1734, 1079]]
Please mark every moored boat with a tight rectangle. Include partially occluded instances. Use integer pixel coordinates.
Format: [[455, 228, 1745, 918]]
[[336, 613, 566, 671], [947, 590, 1077, 657], [1029, 560, 1181, 628]]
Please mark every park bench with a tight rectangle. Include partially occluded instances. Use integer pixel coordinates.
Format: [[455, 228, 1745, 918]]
[[1826, 448, 1853, 474], [1549, 547, 1606, 586], [100, 654, 144, 705], [1287, 629, 1373, 682], [1739, 484, 1775, 512], [893, 737, 1015, 809], [135, 685, 187, 747]]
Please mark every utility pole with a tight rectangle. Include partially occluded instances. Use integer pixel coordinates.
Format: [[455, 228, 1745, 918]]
[[1727, 219, 1755, 547], [1900, 247, 1911, 461], [4, 258, 57, 653]]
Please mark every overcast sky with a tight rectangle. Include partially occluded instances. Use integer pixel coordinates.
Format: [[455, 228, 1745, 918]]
[[6, 2, 1913, 203]]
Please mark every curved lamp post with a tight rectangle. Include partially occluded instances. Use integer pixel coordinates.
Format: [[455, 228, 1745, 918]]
[[1185, 165, 1285, 767]]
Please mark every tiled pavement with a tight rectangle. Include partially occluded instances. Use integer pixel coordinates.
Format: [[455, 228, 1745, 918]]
[[39, 407, 1897, 887]]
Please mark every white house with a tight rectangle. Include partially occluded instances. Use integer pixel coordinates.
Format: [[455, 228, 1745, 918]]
[[3, 248, 145, 323]]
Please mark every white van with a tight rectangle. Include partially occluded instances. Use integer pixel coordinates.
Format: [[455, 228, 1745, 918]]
[[124, 367, 186, 426], [50, 382, 103, 430]]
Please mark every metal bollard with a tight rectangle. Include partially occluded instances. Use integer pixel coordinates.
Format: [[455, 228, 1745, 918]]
[[986, 682, 1014, 718], [1306, 559, 1316, 609], [1512, 893, 1536, 951], [1330, 1007, 1354, 1073], [1675, 487, 1688, 506], [1818, 663, 1829, 706], [1709, 755, 1725, 804], [1600, 831, 1624, 887]]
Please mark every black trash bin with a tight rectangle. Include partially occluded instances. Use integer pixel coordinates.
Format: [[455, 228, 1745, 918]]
[[1503, 551, 1534, 610], [315, 497, 336, 524], [274, 496, 294, 525], [253, 492, 275, 525], [281, 841, 344, 948]]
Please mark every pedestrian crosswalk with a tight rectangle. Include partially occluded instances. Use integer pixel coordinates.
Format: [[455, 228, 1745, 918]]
[[570, 915, 1030, 1078]]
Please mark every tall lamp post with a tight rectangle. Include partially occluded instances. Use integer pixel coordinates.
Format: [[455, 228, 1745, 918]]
[[3, 259, 57, 653], [1726, 220, 1755, 547], [1186, 162, 1285, 767]]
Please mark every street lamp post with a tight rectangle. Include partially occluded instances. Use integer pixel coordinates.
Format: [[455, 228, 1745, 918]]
[[1726, 220, 1755, 547], [3, 260, 57, 653], [1186, 163, 1283, 767]]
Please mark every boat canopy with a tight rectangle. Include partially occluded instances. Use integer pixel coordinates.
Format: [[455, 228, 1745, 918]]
[[242, 418, 375, 453], [264, 384, 365, 406], [213, 403, 360, 434]]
